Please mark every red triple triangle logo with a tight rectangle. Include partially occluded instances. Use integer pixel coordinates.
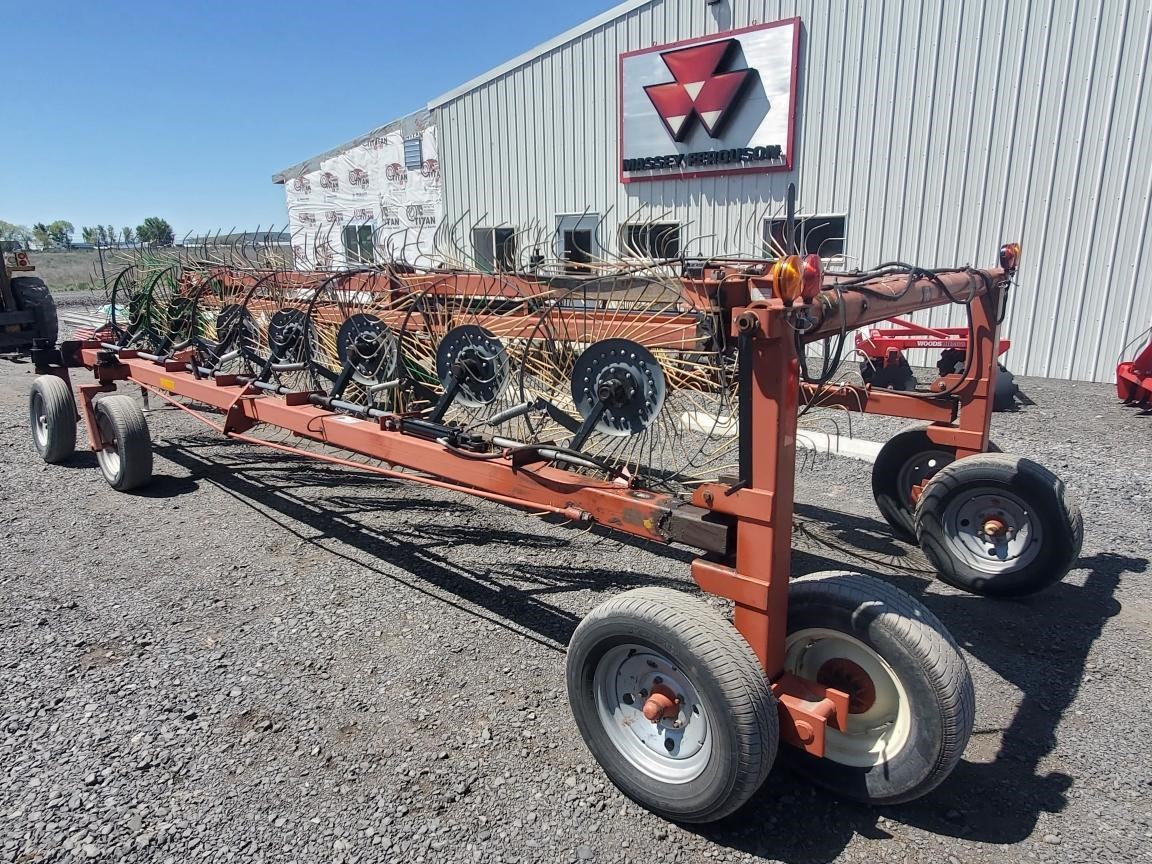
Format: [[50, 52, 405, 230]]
[[643, 39, 756, 142]]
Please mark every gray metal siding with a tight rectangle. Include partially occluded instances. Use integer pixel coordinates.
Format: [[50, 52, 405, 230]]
[[436, 0, 1152, 382]]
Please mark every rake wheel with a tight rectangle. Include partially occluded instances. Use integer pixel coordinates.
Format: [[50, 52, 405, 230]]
[[108, 264, 192, 353], [186, 269, 261, 374], [238, 270, 318, 392], [397, 272, 542, 436], [517, 275, 736, 491], [308, 268, 412, 410]]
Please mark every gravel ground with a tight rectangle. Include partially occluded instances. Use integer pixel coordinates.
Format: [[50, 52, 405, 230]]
[[1, 356, 1149, 864]]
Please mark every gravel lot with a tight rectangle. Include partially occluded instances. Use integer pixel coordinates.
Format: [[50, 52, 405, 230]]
[[1, 352, 1149, 864]]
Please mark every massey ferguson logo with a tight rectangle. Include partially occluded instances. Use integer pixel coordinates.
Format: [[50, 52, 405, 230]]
[[385, 163, 408, 185], [320, 172, 340, 191], [644, 39, 756, 142], [291, 176, 311, 193], [348, 168, 370, 188]]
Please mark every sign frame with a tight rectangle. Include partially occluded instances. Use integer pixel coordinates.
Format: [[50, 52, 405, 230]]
[[617, 18, 801, 184]]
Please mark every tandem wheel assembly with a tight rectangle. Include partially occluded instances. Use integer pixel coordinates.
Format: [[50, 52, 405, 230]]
[[565, 574, 976, 819], [872, 426, 1082, 597], [30, 377, 154, 494]]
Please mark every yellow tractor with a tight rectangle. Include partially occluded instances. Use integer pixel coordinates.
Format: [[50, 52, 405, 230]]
[[0, 249, 57, 352]]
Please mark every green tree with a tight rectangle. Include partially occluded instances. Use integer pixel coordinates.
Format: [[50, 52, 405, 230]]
[[82, 226, 99, 245], [47, 220, 74, 249], [0, 220, 31, 247], [136, 217, 174, 247], [121, 226, 135, 244], [32, 223, 51, 249]]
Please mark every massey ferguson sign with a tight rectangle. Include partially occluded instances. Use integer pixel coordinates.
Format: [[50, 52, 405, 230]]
[[619, 19, 799, 182]]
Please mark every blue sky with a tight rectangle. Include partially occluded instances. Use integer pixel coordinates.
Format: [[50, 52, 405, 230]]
[[2, 0, 618, 239]]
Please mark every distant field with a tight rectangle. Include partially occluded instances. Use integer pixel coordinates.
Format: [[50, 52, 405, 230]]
[[21, 249, 114, 292], [25, 245, 294, 294]]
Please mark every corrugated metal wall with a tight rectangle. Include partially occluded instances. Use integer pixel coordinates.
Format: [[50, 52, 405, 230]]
[[435, 0, 1152, 382]]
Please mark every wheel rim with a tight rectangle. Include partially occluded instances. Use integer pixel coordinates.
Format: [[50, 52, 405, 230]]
[[784, 628, 912, 768], [30, 391, 48, 449], [592, 643, 712, 784], [941, 486, 1042, 574], [96, 412, 120, 477], [898, 448, 954, 509]]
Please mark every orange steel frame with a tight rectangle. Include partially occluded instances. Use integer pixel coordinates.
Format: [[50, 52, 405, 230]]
[[64, 266, 1009, 761], [797, 276, 1004, 458]]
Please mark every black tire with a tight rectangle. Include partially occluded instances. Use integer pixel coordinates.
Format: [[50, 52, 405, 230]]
[[782, 571, 974, 804], [29, 375, 76, 463], [11, 276, 59, 345], [93, 394, 152, 491], [915, 454, 1083, 596], [872, 427, 959, 542], [993, 364, 1019, 411], [566, 587, 778, 823]]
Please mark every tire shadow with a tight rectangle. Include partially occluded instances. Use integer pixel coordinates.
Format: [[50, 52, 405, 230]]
[[54, 450, 98, 469]]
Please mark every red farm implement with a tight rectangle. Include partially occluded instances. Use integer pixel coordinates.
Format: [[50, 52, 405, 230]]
[[855, 316, 1020, 410], [26, 235, 1081, 824], [1117, 323, 1152, 406]]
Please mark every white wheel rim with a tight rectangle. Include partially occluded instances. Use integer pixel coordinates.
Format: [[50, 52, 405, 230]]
[[592, 643, 712, 784], [31, 392, 49, 448], [941, 486, 1042, 574], [96, 413, 120, 477], [784, 628, 912, 768]]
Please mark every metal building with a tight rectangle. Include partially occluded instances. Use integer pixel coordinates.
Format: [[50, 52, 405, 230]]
[[278, 0, 1152, 383]]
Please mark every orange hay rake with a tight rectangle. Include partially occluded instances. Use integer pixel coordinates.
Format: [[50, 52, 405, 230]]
[[27, 240, 1081, 823]]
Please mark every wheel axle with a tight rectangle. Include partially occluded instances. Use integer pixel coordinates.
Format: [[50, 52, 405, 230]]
[[641, 685, 681, 723]]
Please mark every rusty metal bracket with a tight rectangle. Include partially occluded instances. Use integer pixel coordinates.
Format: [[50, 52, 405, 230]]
[[77, 383, 117, 451], [773, 672, 850, 757]]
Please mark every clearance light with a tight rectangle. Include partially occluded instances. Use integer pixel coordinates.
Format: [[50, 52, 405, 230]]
[[771, 255, 803, 305], [999, 242, 1021, 272], [800, 253, 823, 301]]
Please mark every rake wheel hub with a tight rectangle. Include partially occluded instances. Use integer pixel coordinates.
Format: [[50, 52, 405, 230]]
[[436, 324, 509, 408], [267, 309, 310, 361], [337, 314, 398, 386], [571, 339, 666, 437]]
